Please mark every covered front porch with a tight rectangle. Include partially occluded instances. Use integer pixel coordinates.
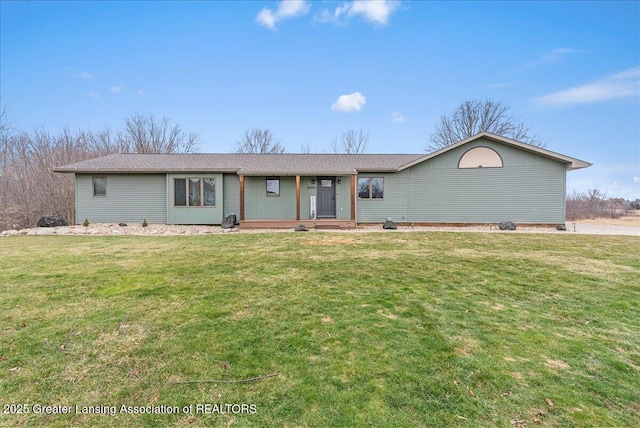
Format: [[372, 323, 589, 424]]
[[238, 174, 357, 227]]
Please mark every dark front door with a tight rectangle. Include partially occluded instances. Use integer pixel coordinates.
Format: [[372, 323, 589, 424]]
[[317, 177, 336, 218]]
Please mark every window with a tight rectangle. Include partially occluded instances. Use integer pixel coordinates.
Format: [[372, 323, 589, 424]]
[[203, 178, 215, 206], [189, 178, 201, 206], [92, 177, 107, 197], [174, 179, 187, 206], [174, 178, 215, 207], [266, 177, 280, 197], [458, 147, 503, 168], [358, 177, 384, 199]]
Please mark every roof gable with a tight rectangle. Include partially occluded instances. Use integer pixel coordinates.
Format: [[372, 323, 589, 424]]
[[399, 132, 591, 171]]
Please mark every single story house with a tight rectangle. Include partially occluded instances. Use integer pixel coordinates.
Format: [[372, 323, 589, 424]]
[[55, 132, 591, 228]]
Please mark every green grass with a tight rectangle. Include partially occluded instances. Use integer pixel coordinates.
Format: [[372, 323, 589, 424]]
[[0, 232, 638, 427]]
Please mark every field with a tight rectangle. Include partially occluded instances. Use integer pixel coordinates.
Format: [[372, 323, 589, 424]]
[[1, 232, 639, 427]]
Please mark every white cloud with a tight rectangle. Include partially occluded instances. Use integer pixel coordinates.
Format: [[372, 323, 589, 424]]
[[75, 71, 94, 80], [536, 67, 640, 106], [331, 92, 366, 112], [519, 48, 583, 69], [87, 91, 100, 100], [319, 0, 401, 26], [390, 112, 406, 123], [137, 90, 145, 96], [634, 176, 640, 184], [110, 86, 122, 93], [256, 0, 310, 30]]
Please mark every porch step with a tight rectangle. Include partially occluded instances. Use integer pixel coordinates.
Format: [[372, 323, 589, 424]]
[[240, 220, 356, 230], [314, 224, 343, 230]]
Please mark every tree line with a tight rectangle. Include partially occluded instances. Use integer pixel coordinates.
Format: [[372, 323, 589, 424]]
[[0, 111, 200, 231], [566, 189, 638, 221]]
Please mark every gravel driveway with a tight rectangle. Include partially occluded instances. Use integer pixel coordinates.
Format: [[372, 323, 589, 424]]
[[566, 223, 639, 236]]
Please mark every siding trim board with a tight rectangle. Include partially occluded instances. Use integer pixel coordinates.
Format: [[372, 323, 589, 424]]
[[57, 133, 590, 226]]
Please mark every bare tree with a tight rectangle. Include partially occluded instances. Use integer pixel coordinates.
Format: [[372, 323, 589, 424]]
[[331, 129, 369, 154], [427, 99, 543, 152], [0, 106, 13, 175], [235, 128, 285, 153], [0, 111, 202, 230], [120, 113, 200, 153], [566, 188, 610, 220], [298, 143, 312, 154]]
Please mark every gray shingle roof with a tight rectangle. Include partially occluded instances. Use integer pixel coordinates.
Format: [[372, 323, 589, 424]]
[[54, 133, 591, 174], [54, 153, 425, 175]]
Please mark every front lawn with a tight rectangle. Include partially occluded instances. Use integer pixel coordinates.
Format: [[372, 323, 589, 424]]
[[0, 232, 638, 427]]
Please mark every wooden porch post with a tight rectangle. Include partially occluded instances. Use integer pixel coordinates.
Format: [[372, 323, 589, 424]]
[[239, 175, 245, 221], [296, 175, 301, 221], [350, 175, 356, 222]]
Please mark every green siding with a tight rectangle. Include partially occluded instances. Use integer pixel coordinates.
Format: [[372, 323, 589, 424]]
[[299, 176, 352, 220], [356, 173, 408, 222], [223, 174, 240, 218], [404, 164, 566, 223], [75, 174, 167, 224], [166, 174, 223, 225], [357, 138, 567, 224], [300, 177, 316, 220], [335, 176, 352, 220], [244, 176, 296, 220]]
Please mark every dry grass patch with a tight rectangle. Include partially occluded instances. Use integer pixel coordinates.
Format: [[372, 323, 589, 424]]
[[545, 359, 571, 370]]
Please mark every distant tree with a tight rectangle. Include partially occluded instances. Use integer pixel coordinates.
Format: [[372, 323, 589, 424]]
[[566, 188, 610, 220], [0, 105, 13, 174], [235, 128, 285, 153], [331, 129, 369, 154], [120, 113, 200, 153], [298, 143, 312, 153], [427, 99, 543, 152], [607, 197, 627, 218]]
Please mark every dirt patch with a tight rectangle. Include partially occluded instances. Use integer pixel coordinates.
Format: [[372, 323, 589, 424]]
[[306, 236, 357, 246], [545, 359, 571, 370], [453, 335, 479, 356], [377, 309, 398, 320]]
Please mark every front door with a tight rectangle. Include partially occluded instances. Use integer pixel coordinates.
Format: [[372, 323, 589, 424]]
[[317, 177, 336, 218]]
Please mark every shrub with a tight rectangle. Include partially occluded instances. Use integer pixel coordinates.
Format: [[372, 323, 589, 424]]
[[142, 219, 148, 228], [82, 218, 89, 227]]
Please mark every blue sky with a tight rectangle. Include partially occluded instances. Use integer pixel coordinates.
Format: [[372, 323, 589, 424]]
[[1, 0, 639, 199]]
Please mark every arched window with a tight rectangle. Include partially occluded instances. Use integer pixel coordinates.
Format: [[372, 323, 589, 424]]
[[458, 147, 503, 168]]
